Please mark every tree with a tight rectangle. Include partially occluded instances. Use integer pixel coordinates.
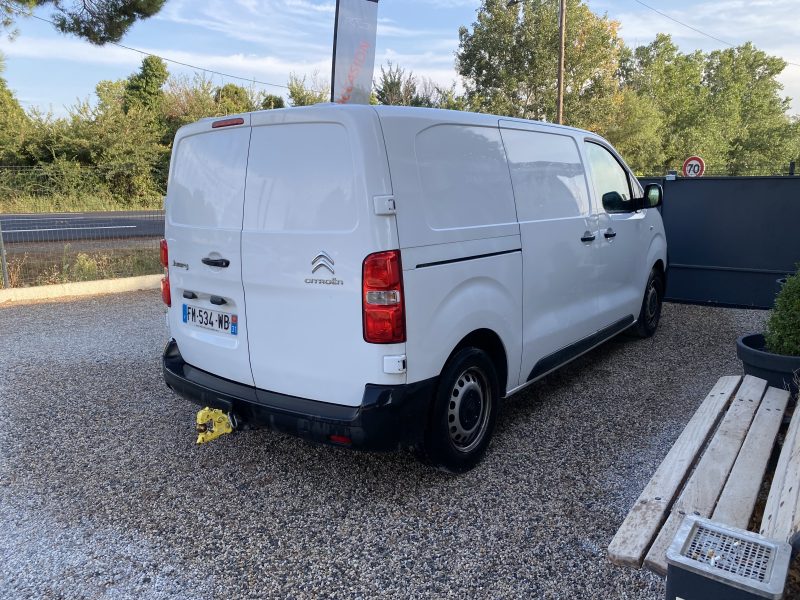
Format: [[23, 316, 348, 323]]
[[434, 84, 468, 111], [159, 73, 216, 145], [74, 78, 167, 200], [622, 34, 797, 173], [457, 0, 624, 128], [0, 52, 29, 164], [3, 0, 166, 44], [375, 62, 419, 106], [287, 73, 329, 107], [123, 55, 168, 112], [214, 83, 252, 114], [621, 34, 715, 171], [604, 88, 664, 173], [261, 94, 285, 110], [374, 61, 467, 109], [705, 43, 793, 173]]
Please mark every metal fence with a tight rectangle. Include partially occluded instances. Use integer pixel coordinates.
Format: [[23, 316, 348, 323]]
[[0, 164, 165, 288], [641, 175, 799, 308], [0, 210, 164, 288], [637, 162, 797, 178]]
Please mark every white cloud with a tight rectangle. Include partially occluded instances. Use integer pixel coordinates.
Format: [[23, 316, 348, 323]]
[[0, 35, 326, 91], [156, 0, 332, 52], [1, 36, 142, 68], [285, 0, 336, 13]]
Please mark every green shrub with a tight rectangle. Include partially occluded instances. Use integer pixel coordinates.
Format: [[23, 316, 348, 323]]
[[765, 269, 800, 356]]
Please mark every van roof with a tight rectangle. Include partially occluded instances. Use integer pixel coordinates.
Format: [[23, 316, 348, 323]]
[[244, 103, 595, 137]]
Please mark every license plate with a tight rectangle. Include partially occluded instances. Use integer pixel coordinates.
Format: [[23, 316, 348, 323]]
[[182, 304, 238, 335]]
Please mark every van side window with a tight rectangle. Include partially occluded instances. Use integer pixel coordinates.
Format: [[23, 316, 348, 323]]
[[415, 125, 518, 230], [584, 142, 632, 213], [500, 128, 590, 220]]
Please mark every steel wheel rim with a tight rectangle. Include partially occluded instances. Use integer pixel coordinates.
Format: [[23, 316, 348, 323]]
[[645, 280, 661, 328], [447, 367, 491, 453]]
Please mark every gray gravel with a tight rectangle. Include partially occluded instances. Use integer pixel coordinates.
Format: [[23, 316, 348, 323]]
[[0, 292, 768, 599]]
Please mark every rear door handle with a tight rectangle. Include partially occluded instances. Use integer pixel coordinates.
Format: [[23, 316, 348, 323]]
[[202, 257, 230, 268], [581, 231, 596, 243], [604, 228, 617, 239]]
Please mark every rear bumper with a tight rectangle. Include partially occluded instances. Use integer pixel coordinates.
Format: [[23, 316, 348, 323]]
[[162, 340, 435, 451]]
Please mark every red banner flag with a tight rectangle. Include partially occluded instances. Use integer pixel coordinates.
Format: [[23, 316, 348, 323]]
[[331, 0, 379, 105]]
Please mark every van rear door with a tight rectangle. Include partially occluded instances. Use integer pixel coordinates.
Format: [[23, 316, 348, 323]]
[[165, 116, 254, 386], [241, 106, 401, 407]]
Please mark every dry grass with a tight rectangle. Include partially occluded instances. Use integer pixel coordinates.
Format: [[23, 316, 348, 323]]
[[6, 248, 161, 288]]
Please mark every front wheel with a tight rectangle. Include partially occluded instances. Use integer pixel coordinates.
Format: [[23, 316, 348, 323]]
[[632, 268, 664, 338], [418, 348, 500, 473]]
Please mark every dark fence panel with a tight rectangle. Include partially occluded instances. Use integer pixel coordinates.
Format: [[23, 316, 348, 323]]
[[641, 176, 800, 309]]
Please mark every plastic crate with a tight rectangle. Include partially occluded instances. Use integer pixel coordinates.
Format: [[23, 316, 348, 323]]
[[666, 515, 791, 600]]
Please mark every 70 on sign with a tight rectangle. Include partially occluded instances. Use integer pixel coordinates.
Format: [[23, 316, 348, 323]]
[[682, 156, 705, 178]]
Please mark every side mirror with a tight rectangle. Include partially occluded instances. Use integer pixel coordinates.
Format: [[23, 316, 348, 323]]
[[602, 191, 629, 213], [643, 183, 663, 208]]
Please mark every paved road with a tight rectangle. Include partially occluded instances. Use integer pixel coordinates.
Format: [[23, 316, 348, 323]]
[[0, 293, 773, 599], [0, 210, 164, 243]]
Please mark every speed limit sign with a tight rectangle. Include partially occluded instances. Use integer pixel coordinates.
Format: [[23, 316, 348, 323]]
[[682, 156, 705, 177]]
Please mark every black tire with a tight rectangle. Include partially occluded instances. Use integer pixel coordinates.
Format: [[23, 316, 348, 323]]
[[631, 268, 664, 338], [418, 347, 500, 473]]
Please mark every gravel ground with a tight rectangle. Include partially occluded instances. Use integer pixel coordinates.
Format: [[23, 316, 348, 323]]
[[0, 292, 769, 599]]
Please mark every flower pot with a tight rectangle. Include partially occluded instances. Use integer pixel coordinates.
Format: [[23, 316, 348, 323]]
[[737, 334, 800, 396]]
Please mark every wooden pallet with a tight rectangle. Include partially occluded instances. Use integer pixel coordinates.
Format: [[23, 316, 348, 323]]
[[608, 375, 795, 576]]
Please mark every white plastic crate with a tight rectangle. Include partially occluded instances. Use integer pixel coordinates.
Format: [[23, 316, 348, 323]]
[[666, 515, 791, 600]]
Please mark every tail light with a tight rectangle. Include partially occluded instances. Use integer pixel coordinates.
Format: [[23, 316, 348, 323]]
[[160, 238, 168, 268], [362, 250, 405, 344], [329, 434, 352, 445], [161, 272, 171, 307], [160, 238, 171, 306]]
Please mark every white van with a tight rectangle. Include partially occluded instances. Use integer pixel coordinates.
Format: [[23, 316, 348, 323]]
[[161, 104, 666, 472]]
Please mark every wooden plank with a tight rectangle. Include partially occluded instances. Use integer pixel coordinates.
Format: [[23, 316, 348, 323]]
[[761, 401, 800, 543], [607, 375, 741, 567], [643, 375, 768, 575], [712, 386, 790, 528]]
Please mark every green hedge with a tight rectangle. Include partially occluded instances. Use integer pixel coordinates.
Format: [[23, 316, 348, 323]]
[[766, 269, 800, 356]]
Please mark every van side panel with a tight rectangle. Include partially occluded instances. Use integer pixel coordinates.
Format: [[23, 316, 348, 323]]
[[402, 253, 523, 393], [378, 110, 523, 393], [242, 106, 402, 407]]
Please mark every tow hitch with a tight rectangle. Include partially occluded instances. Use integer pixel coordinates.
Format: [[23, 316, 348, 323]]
[[195, 407, 236, 444]]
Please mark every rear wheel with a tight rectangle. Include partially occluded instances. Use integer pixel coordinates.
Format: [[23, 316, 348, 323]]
[[632, 268, 664, 338], [418, 348, 499, 473]]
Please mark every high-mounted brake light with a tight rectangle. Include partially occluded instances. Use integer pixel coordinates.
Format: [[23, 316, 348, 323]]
[[362, 250, 405, 344], [160, 238, 171, 307], [211, 117, 244, 129]]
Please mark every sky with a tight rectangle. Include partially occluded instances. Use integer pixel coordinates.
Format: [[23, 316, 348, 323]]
[[1, 0, 799, 116]]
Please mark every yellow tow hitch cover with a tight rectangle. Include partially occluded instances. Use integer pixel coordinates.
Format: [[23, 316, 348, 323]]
[[195, 407, 234, 444]]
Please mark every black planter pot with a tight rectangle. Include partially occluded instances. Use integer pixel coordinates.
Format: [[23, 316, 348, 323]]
[[737, 334, 800, 396]]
